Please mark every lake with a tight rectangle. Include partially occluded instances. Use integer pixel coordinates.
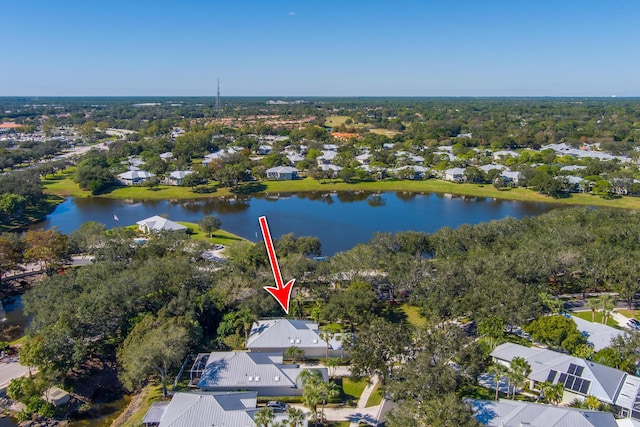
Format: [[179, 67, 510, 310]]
[[34, 191, 560, 255]]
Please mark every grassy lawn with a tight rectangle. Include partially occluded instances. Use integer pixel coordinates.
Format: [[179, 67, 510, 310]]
[[573, 310, 620, 327], [400, 303, 427, 328], [177, 221, 246, 244], [43, 171, 640, 210], [325, 115, 350, 127], [369, 128, 402, 137], [618, 309, 640, 319], [120, 384, 164, 427], [365, 383, 384, 407], [342, 377, 368, 403]]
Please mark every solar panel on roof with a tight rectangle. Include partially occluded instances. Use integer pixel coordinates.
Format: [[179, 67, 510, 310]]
[[546, 370, 558, 383], [575, 366, 584, 377], [568, 363, 579, 375]]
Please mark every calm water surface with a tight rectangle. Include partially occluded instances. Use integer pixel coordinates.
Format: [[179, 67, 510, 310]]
[[35, 191, 560, 255]]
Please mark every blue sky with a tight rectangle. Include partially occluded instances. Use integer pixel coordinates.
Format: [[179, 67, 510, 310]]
[[2, 0, 639, 96]]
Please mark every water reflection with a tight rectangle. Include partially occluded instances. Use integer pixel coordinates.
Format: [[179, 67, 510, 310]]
[[34, 192, 561, 256]]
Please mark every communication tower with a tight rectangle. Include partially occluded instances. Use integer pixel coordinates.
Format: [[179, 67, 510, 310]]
[[215, 79, 221, 116]]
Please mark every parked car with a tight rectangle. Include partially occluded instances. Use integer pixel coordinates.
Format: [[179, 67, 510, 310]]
[[267, 401, 289, 413]]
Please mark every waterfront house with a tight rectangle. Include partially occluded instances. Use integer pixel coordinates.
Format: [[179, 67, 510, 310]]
[[266, 166, 298, 180], [444, 167, 466, 182], [136, 215, 187, 234], [117, 170, 155, 185], [168, 170, 193, 186]]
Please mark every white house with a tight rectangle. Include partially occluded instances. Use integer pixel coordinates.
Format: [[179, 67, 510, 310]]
[[192, 351, 328, 396], [168, 170, 193, 186], [136, 215, 187, 233], [266, 166, 298, 180], [117, 170, 155, 185], [472, 399, 617, 427], [247, 319, 343, 358], [444, 167, 466, 182], [491, 343, 640, 419], [142, 391, 307, 427]]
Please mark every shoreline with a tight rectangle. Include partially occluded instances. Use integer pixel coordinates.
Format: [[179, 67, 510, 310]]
[[44, 176, 640, 210]]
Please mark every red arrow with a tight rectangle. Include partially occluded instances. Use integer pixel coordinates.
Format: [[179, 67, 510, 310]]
[[259, 216, 295, 314]]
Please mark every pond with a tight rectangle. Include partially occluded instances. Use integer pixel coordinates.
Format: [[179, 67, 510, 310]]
[[34, 191, 561, 255]]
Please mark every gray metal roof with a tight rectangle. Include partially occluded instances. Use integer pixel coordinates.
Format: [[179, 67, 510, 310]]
[[491, 343, 631, 405], [156, 392, 258, 427], [197, 351, 328, 391], [247, 319, 339, 351], [136, 215, 187, 232], [472, 399, 617, 427], [571, 316, 623, 351]]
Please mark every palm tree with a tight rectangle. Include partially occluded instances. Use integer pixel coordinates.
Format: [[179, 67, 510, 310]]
[[584, 395, 600, 410], [597, 294, 616, 324], [254, 407, 275, 427], [234, 308, 257, 342], [488, 363, 507, 400], [286, 407, 306, 427], [586, 298, 598, 322], [540, 381, 564, 405], [509, 357, 531, 399]]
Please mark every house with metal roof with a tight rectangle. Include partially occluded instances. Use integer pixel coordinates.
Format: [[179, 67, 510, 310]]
[[472, 399, 617, 427], [265, 166, 298, 180], [136, 215, 187, 233], [191, 351, 328, 396], [117, 170, 156, 185], [247, 319, 343, 358], [572, 315, 625, 352], [491, 343, 640, 420], [142, 391, 307, 427]]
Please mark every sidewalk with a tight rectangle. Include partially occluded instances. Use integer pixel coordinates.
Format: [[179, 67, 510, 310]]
[[348, 375, 379, 427]]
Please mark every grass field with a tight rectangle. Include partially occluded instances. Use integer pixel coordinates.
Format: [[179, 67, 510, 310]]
[[365, 383, 384, 407], [400, 304, 427, 328], [573, 310, 620, 327], [369, 128, 402, 137], [177, 221, 245, 244], [120, 385, 164, 427], [617, 309, 639, 320], [342, 377, 368, 403], [42, 171, 640, 210]]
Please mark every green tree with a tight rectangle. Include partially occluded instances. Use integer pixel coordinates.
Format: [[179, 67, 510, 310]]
[[286, 407, 306, 427], [540, 381, 564, 405], [477, 316, 505, 350], [22, 228, 69, 273], [584, 395, 600, 410], [348, 318, 410, 385], [254, 407, 275, 427], [524, 315, 587, 353], [488, 363, 507, 400], [199, 215, 222, 238], [509, 357, 531, 399], [284, 346, 305, 363], [118, 315, 192, 398], [386, 393, 480, 427]]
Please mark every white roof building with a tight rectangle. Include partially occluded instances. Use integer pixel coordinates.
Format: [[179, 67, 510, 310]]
[[491, 343, 640, 419], [472, 399, 617, 427], [136, 215, 187, 233], [247, 319, 342, 358]]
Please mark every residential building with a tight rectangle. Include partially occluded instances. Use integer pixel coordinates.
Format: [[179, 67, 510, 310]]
[[472, 399, 617, 427], [247, 319, 343, 358], [444, 167, 466, 182], [491, 343, 640, 419], [168, 170, 193, 186], [136, 215, 187, 233], [266, 166, 298, 180], [117, 170, 155, 185], [191, 351, 328, 396], [142, 391, 307, 427]]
